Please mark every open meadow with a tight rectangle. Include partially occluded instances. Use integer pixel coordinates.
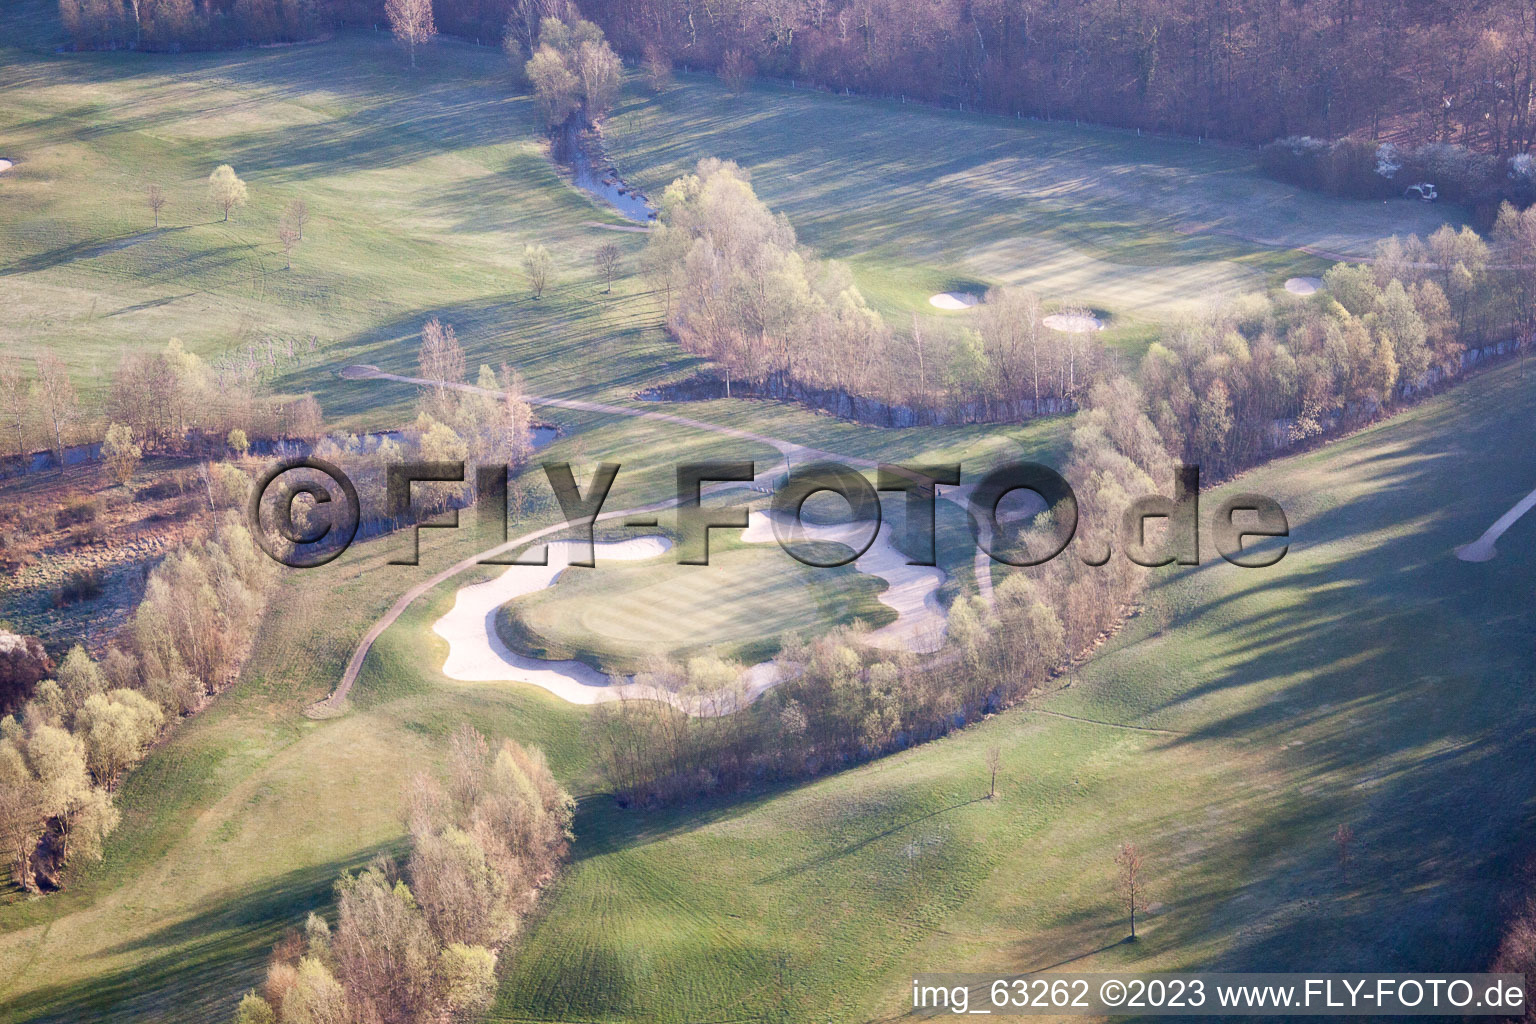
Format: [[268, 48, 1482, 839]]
[[2, 2, 1528, 1022]]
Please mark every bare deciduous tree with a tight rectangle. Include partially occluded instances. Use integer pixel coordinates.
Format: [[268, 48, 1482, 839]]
[[594, 242, 620, 293], [417, 318, 465, 421], [720, 48, 754, 93], [146, 184, 166, 228], [385, 0, 437, 67], [643, 43, 672, 91], [277, 215, 301, 270], [33, 353, 77, 467], [0, 351, 27, 461], [523, 243, 552, 298], [284, 199, 309, 240], [985, 744, 1001, 798], [1333, 823, 1355, 884], [1115, 842, 1150, 940]]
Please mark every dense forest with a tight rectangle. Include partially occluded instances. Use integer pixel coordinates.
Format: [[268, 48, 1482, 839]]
[[56, 0, 1536, 152]]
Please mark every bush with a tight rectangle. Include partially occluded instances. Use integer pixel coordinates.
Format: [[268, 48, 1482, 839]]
[[135, 472, 194, 502], [68, 523, 106, 547], [1260, 135, 1510, 209], [55, 569, 105, 607], [54, 496, 102, 528], [1257, 136, 1329, 187]]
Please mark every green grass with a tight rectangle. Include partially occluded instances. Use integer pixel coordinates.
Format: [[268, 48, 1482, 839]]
[[487, 358, 1536, 1023], [496, 537, 895, 673], [604, 72, 1461, 326], [0, 5, 1526, 1022]]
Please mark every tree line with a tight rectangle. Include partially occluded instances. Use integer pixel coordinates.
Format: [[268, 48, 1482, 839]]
[[643, 158, 1105, 424], [56, 0, 1536, 159], [1, 333, 329, 472], [1144, 211, 1536, 480], [228, 726, 574, 1024], [1, 511, 273, 891], [581, 0, 1536, 151]]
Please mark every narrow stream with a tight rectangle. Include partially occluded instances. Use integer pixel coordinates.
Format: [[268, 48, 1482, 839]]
[[562, 121, 656, 224]]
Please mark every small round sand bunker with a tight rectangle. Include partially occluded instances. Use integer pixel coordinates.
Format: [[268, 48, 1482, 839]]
[[0, 160, 13, 174], [1043, 312, 1104, 333], [929, 292, 978, 310], [1285, 276, 1324, 295]]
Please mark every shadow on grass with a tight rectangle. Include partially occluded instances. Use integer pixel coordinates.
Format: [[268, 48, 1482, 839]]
[[1059, 363, 1536, 973], [5, 843, 397, 1024]]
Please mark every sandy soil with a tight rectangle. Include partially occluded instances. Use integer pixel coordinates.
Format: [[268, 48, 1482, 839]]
[[741, 509, 947, 654], [1043, 312, 1104, 333], [1285, 276, 1324, 295], [929, 292, 979, 310]]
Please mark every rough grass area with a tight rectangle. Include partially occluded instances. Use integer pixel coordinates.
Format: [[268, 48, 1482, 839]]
[[495, 539, 895, 673]]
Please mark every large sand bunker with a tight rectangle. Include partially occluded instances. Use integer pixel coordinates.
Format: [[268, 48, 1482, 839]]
[[1043, 312, 1104, 333], [1285, 276, 1324, 295], [432, 510, 950, 711], [929, 292, 979, 310]]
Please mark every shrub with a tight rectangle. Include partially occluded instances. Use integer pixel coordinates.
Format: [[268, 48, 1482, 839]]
[[55, 569, 105, 607], [54, 496, 102, 528]]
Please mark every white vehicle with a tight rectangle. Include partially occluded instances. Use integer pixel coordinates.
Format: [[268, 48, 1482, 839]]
[[1404, 182, 1439, 202]]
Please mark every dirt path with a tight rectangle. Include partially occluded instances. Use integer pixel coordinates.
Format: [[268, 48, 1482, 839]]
[[321, 367, 981, 713]]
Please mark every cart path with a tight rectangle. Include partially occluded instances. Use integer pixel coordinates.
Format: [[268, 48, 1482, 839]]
[[1455, 482, 1536, 562]]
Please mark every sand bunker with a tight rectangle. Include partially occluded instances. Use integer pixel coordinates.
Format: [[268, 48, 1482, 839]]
[[1043, 312, 1104, 333], [929, 292, 979, 310], [434, 536, 680, 704], [0, 160, 12, 174], [1285, 276, 1324, 296], [432, 509, 950, 712], [741, 509, 947, 655]]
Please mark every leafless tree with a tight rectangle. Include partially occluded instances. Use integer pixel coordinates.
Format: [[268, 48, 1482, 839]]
[[0, 351, 27, 461], [1333, 823, 1355, 884], [385, 0, 437, 67], [1115, 842, 1150, 940], [146, 184, 166, 228], [523, 243, 552, 299], [277, 218, 301, 270], [985, 744, 1001, 798], [284, 199, 310, 240], [720, 47, 754, 93], [594, 242, 620, 292], [33, 353, 77, 467], [643, 43, 672, 91]]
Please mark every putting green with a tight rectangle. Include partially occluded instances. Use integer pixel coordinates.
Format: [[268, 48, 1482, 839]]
[[497, 544, 893, 673]]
